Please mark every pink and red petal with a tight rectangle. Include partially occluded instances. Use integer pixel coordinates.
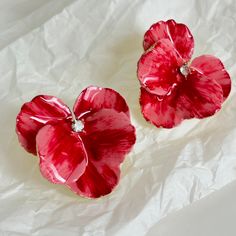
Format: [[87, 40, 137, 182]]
[[73, 86, 130, 119], [16, 87, 135, 198], [67, 109, 136, 198], [68, 161, 120, 199], [138, 39, 183, 96], [191, 55, 231, 100], [177, 70, 224, 118], [140, 87, 184, 128], [140, 70, 224, 128], [36, 123, 88, 184], [16, 95, 72, 155], [143, 19, 194, 61]]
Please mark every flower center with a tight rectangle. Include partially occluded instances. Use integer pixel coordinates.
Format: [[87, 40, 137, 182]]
[[72, 119, 84, 132], [179, 63, 190, 77]]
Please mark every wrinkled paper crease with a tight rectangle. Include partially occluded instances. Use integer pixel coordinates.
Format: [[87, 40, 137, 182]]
[[0, 0, 236, 235]]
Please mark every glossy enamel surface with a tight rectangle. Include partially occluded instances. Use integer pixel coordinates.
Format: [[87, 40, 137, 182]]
[[68, 109, 136, 198], [191, 55, 231, 100], [138, 20, 231, 128], [73, 86, 130, 119], [140, 70, 224, 128], [143, 19, 194, 61], [140, 87, 184, 128], [16, 87, 136, 198], [138, 39, 184, 96], [16, 95, 72, 154], [178, 70, 223, 118], [37, 123, 88, 184]]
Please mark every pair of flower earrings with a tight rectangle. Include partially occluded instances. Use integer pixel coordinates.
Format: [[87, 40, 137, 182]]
[[16, 20, 231, 198]]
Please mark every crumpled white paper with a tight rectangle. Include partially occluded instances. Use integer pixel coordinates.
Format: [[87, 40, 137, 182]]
[[0, 0, 236, 235]]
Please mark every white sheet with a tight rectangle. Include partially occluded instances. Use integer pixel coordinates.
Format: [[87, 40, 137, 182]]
[[0, 0, 75, 50], [0, 0, 236, 235]]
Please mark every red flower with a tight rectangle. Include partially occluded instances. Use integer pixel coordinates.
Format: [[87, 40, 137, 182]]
[[138, 19, 231, 128], [16, 86, 136, 198]]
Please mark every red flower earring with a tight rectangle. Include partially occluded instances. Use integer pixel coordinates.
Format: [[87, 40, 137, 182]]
[[16, 86, 136, 198], [137, 19, 231, 128]]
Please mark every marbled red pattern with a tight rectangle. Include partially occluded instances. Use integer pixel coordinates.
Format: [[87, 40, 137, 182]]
[[138, 39, 184, 96], [16, 95, 72, 154], [140, 87, 184, 128], [68, 109, 136, 198], [138, 20, 231, 128], [73, 86, 130, 119], [143, 19, 194, 61], [191, 55, 231, 100], [16, 87, 136, 198], [37, 123, 88, 184]]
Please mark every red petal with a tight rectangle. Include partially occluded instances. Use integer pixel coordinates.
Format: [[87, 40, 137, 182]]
[[36, 123, 88, 184], [67, 109, 136, 198], [177, 70, 224, 118], [143, 19, 194, 61], [138, 39, 183, 96], [16, 95, 72, 155], [191, 55, 231, 100], [140, 70, 224, 128], [140, 87, 184, 128], [73, 86, 130, 119]]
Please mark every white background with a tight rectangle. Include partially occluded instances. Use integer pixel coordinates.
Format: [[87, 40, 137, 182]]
[[0, 0, 236, 235]]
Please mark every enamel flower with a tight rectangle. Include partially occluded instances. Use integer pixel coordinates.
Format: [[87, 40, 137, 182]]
[[138, 19, 231, 128], [16, 86, 136, 198]]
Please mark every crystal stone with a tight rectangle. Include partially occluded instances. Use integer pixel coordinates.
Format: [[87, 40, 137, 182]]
[[72, 119, 84, 132], [180, 64, 190, 77]]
